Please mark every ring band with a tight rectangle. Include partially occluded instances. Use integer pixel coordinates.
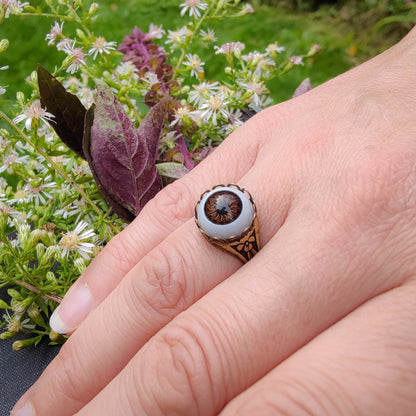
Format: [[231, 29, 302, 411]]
[[195, 184, 260, 263]]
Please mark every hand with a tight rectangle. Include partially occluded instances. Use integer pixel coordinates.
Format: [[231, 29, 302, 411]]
[[11, 28, 416, 416]]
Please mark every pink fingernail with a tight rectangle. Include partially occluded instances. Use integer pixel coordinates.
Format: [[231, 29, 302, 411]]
[[50, 284, 92, 334], [11, 400, 35, 416]]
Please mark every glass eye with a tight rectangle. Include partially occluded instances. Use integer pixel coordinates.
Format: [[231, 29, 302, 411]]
[[196, 185, 255, 240]]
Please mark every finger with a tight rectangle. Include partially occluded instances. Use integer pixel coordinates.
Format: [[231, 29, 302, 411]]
[[67, 143, 416, 416], [222, 282, 416, 415], [12, 107, 295, 416], [49, 113, 264, 334], [62, 164, 416, 416]]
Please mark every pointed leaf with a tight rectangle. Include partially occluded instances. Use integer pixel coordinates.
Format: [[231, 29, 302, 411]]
[[83, 105, 135, 222], [84, 82, 166, 221], [37, 64, 87, 159]]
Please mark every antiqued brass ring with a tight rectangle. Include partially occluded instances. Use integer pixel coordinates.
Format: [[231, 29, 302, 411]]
[[194, 184, 260, 263]]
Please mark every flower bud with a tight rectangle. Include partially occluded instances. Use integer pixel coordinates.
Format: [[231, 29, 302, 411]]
[[13, 338, 36, 350], [46, 271, 58, 284], [28, 306, 46, 327], [89, 2, 99, 16], [76, 29, 88, 43], [16, 91, 25, 104], [49, 330, 66, 343], [74, 257, 87, 273], [0, 331, 15, 340], [0, 38, 9, 53]]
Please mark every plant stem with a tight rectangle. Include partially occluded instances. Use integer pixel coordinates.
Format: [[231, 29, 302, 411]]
[[15, 280, 63, 303], [174, 4, 214, 77]]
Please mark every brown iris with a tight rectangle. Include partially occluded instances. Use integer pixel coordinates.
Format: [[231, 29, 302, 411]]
[[204, 190, 242, 225]]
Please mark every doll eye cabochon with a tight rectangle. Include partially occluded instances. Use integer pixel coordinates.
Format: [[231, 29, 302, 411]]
[[196, 186, 255, 240]]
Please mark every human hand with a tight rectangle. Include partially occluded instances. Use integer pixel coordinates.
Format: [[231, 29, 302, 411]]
[[11, 28, 416, 415]]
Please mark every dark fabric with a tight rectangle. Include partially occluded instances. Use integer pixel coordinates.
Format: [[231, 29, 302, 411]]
[[0, 287, 61, 416]]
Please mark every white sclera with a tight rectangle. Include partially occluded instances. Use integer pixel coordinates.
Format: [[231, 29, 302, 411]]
[[196, 186, 254, 240]]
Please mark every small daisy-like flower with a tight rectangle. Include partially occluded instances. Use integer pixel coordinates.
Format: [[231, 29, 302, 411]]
[[182, 53, 205, 79], [9, 189, 29, 205], [59, 220, 96, 260], [2, 0, 29, 18], [214, 42, 245, 56], [63, 41, 86, 73], [239, 79, 268, 107], [290, 55, 304, 66], [56, 37, 73, 52], [88, 36, 117, 60], [146, 23, 165, 40], [194, 94, 230, 125], [170, 106, 192, 127], [24, 180, 57, 206], [266, 41, 285, 56], [180, 0, 208, 18], [45, 21, 64, 46], [188, 81, 219, 105], [13, 100, 55, 130], [0, 85, 6, 95], [141, 71, 160, 86], [4, 311, 35, 333], [199, 28, 217, 42], [165, 27, 187, 48]]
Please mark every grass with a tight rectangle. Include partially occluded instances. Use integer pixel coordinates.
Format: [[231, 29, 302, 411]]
[[0, 0, 409, 106]]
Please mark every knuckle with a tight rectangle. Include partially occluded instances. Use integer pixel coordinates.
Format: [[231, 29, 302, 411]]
[[138, 240, 192, 317], [101, 231, 138, 274], [139, 324, 216, 415], [141, 179, 195, 230], [48, 342, 88, 408]]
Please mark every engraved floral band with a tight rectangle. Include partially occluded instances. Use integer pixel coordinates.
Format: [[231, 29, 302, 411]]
[[194, 184, 260, 263]]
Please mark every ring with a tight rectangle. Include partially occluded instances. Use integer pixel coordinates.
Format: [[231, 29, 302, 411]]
[[194, 184, 260, 263]]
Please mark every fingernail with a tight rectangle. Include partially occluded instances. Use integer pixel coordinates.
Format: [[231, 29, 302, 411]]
[[11, 400, 35, 416], [50, 284, 92, 334]]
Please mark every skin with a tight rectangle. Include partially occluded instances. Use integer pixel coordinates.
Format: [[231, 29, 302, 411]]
[[11, 27, 416, 416]]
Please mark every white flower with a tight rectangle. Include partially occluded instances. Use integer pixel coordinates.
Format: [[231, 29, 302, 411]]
[[182, 53, 204, 79], [1, 0, 29, 18], [63, 41, 86, 73], [170, 106, 192, 127], [239, 79, 268, 107], [180, 0, 208, 18], [146, 23, 165, 39], [0, 85, 6, 95], [45, 22, 64, 46], [266, 41, 285, 55], [24, 179, 57, 206], [56, 37, 72, 52], [165, 27, 187, 49], [188, 81, 219, 105], [141, 71, 160, 86], [199, 29, 216, 42], [59, 220, 96, 260], [13, 100, 55, 130], [193, 93, 230, 125], [88, 36, 117, 60], [214, 42, 245, 56], [0, 65, 9, 70]]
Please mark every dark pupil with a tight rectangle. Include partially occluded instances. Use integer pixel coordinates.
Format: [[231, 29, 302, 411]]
[[204, 191, 242, 225]]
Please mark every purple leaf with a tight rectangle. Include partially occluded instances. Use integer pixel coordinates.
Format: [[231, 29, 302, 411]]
[[83, 82, 167, 221], [37, 64, 87, 159]]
